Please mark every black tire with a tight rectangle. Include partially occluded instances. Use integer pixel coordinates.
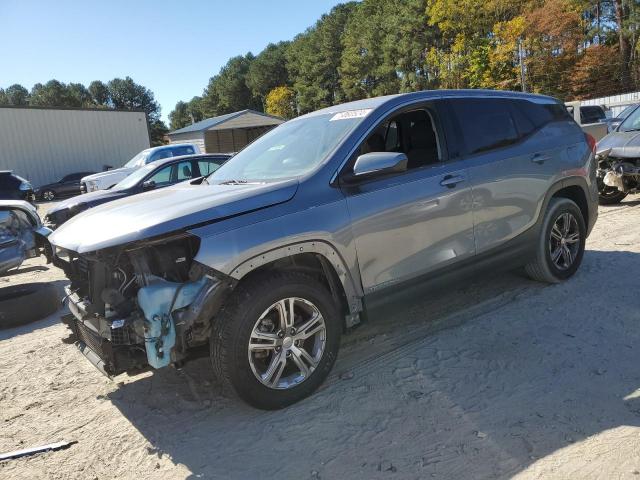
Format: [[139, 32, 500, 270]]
[[0, 283, 59, 329], [41, 190, 56, 201], [211, 271, 341, 410], [598, 187, 627, 205], [525, 197, 586, 283]]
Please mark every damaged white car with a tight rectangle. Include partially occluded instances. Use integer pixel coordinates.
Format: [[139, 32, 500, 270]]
[[0, 201, 52, 275]]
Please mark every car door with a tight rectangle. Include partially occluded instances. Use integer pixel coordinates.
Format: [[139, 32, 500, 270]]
[[340, 102, 476, 294], [58, 174, 79, 196], [446, 97, 566, 254]]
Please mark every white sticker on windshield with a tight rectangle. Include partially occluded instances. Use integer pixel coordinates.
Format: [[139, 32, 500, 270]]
[[268, 144, 286, 151], [330, 109, 372, 121]]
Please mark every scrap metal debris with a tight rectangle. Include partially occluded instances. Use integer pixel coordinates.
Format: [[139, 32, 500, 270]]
[[0, 440, 77, 462]]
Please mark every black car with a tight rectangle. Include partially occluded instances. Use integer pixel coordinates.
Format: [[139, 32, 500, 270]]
[[44, 154, 230, 229], [35, 171, 96, 201], [0, 171, 34, 201]]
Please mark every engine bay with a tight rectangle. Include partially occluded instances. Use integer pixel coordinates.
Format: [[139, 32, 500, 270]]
[[597, 153, 640, 194], [55, 233, 232, 375]]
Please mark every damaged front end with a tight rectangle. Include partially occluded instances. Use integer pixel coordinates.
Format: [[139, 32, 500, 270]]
[[56, 233, 233, 376], [596, 148, 640, 194]]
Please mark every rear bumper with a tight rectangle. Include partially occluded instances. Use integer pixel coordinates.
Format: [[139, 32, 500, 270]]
[[63, 287, 147, 376]]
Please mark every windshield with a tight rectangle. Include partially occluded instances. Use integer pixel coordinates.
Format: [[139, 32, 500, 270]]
[[618, 104, 638, 120], [113, 163, 156, 190], [123, 150, 150, 168], [618, 107, 640, 132], [209, 111, 367, 183]]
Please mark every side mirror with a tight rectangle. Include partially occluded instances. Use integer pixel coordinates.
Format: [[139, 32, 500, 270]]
[[142, 180, 156, 190], [344, 152, 408, 183]]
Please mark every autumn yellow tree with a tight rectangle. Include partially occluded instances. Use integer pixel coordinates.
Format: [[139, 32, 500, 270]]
[[265, 86, 296, 119], [523, 0, 584, 98]]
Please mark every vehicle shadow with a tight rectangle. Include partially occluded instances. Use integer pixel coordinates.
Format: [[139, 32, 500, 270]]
[[0, 264, 49, 277], [107, 249, 640, 479], [599, 198, 640, 210]]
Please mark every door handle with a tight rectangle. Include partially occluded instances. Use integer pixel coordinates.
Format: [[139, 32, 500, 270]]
[[531, 153, 551, 164], [440, 175, 465, 188]]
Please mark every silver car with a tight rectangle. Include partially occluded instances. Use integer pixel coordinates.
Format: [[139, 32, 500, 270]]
[[50, 90, 598, 409]]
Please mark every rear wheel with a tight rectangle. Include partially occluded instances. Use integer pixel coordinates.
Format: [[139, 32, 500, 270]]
[[525, 197, 586, 283], [211, 271, 341, 409]]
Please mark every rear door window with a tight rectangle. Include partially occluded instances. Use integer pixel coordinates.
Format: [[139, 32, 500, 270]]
[[176, 161, 193, 181], [449, 98, 519, 155], [198, 159, 225, 176], [509, 101, 537, 138]]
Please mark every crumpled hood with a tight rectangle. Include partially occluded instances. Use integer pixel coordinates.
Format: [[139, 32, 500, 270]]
[[47, 189, 129, 215], [597, 131, 640, 158], [49, 179, 298, 253], [82, 167, 134, 183]]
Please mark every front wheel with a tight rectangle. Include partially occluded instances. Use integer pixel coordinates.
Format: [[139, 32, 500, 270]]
[[211, 271, 341, 409], [525, 197, 586, 283], [42, 190, 55, 201]]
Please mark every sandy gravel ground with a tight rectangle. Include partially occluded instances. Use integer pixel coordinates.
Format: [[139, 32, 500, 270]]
[[2, 199, 640, 479]]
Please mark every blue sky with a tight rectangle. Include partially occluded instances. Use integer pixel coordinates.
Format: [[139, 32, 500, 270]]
[[1, 0, 345, 122]]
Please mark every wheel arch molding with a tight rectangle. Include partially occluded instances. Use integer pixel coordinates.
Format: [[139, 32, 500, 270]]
[[229, 241, 364, 327]]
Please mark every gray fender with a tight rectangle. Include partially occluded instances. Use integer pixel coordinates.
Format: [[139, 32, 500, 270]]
[[229, 240, 363, 315], [540, 175, 598, 236]]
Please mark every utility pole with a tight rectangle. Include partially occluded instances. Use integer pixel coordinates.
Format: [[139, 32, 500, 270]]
[[518, 38, 527, 93]]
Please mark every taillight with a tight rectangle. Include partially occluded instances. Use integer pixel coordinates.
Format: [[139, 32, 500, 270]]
[[585, 133, 597, 154]]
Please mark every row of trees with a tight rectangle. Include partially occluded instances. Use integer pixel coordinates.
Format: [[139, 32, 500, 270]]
[[0, 78, 167, 144], [170, 0, 640, 130]]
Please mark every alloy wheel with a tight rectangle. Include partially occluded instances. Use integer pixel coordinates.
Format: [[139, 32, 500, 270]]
[[549, 212, 580, 270], [248, 297, 326, 390], [43, 190, 55, 201]]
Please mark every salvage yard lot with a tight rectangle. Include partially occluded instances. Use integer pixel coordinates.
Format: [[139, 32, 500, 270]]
[[2, 199, 640, 479]]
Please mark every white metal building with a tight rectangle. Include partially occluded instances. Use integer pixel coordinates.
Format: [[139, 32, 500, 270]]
[[0, 106, 150, 187], [168, 110, 283, 153], [581, 91, 640, 117]]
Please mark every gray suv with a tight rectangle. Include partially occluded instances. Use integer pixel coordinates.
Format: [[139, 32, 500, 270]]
[[50, 90, 598, 409]]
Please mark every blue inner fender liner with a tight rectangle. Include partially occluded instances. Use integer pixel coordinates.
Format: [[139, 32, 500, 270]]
[[137, 278, 207, 368]]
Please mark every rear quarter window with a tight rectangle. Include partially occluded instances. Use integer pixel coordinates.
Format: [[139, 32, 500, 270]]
[[511, 100, 572, 133], [198, 159, 224, 175]]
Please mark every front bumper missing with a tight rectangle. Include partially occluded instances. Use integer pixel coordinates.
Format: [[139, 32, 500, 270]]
[[63, 287, 147, 377]]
